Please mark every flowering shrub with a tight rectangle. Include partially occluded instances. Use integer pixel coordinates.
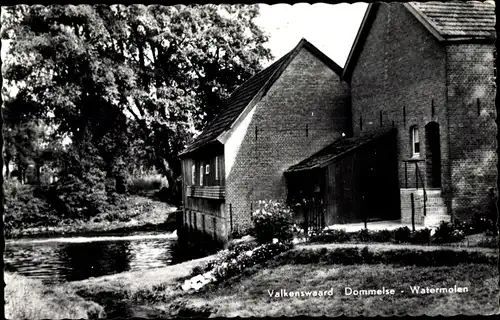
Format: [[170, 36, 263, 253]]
[[432, 221, 465, 243], [184, 242, 292, 291], [251, 200, 294, 244], [211, 242, 291, 281]]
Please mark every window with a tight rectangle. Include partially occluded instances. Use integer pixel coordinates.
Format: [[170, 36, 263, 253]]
[[215, 156, 219, 180], [411, 126, 420, 156], [205, 164, 210, 174], [191, 165, 196, 185], [199, 165, 204, 186]]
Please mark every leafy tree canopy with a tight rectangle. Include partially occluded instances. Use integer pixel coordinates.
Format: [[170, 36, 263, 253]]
[[2, 4, 273, 192]]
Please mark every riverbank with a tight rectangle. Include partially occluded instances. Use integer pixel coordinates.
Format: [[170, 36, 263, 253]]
[[30, 242, 496, 318], [5, 196, 178, 239]]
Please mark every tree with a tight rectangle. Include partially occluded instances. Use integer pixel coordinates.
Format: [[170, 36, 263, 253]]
[[2, 4, 272, 197]]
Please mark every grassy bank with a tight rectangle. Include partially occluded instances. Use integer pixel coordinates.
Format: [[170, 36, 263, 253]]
[[5, 195, 177, 239], [68, 254, 216, 318], [5, 273, 106, 319], [61, 244, 498, 318], [176, 263, 499, 317]]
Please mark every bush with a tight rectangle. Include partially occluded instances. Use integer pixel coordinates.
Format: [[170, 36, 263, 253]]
[[128, 174, 168, 195], [211, 242, 291, 282], [274, 247, 497, 267], [355, 229, 371, 242], [431, 221, 465, 244], [393, 226, 412, 243], [187, 242, 292, 289], [452, 219, 476, 236], [47, 168, 109, 219], [230, 225, 252, 240], [4, 181, 59, 233], [309, 229, 351, 243], [410, 228, 432, 244], [370, 229, 393, 242], [477, 237, 498, 248], [251, 200, 294, 244]]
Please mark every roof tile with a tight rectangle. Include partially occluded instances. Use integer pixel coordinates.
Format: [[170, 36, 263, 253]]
[[412, 1, 496, 40], [286, 130, 393, 172]]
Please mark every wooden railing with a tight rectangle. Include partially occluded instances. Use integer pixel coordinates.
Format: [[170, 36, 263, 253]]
[[186, 185, 225, 200]]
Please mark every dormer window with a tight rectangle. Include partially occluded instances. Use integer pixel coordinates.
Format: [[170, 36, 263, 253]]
[[411, 126, 420, 156]]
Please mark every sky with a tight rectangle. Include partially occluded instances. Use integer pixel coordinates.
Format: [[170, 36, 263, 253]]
[[256, 3, 368, 68]]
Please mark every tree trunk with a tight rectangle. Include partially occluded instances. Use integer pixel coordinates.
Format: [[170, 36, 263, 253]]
[[36, 163, 41, 185], [5, 158, 10, 180]]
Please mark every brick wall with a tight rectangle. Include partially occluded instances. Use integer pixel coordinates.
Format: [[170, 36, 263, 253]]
[[225, 47, 351, 232], [350, 3, 449, 193], [446, 43, 497, 221]]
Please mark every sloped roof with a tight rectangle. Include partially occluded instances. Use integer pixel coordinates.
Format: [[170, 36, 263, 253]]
[[409, 1, 496, 41], [343, 1, 496, 81], [286, 130, 394, 173], [180, 38, 343, 156]]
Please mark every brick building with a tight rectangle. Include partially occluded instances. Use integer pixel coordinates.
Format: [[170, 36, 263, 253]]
[[179, 1, 496, 243]]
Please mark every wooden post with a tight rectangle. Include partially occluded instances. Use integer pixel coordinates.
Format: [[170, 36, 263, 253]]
[[250, 202, 253, 221], [415, 163, 418, 189], [360, 115, 363, 132], [304, 203, 309, 240], [410, 193, 416, 231], [403, 105, 406, 128], [229, 203, 233, 234], [404, 161, 408, 189], [364, 200, 368, 229], [213, 217, 217, 240]]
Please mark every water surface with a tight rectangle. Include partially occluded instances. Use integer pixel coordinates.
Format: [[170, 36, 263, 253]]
[[5, 231, 178, 284]]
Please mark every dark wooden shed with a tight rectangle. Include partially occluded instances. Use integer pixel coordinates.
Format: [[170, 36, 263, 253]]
[[285, 129, 400, 228]]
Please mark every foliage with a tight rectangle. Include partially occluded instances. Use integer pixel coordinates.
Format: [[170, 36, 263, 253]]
[[47, 168, 109, 219], [192, 242, 292, 285], [310, 229, 352, 243], [127, 175, 167, 195], [393, 226, 412, 243], [251, 200, 294, 244], [409, 228, 432, 244], [2, 4, 273, 200], [273, 246, 497, 267], [370, 229, 393, 242], [5, 273, 106, 319], [431, 221, 465, 244], [309, 227, 435, 245], [4, 180, 59, 233], [476, 236, 498, 249]]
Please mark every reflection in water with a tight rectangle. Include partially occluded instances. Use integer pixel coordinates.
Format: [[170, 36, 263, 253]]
[[4, 232, 178, 284]]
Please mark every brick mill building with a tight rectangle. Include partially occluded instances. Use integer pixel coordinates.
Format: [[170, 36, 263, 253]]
[[179, 1, 496, 242]]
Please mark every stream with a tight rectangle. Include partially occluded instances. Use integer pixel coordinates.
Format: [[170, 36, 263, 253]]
[[4, 230, 179, 284]]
